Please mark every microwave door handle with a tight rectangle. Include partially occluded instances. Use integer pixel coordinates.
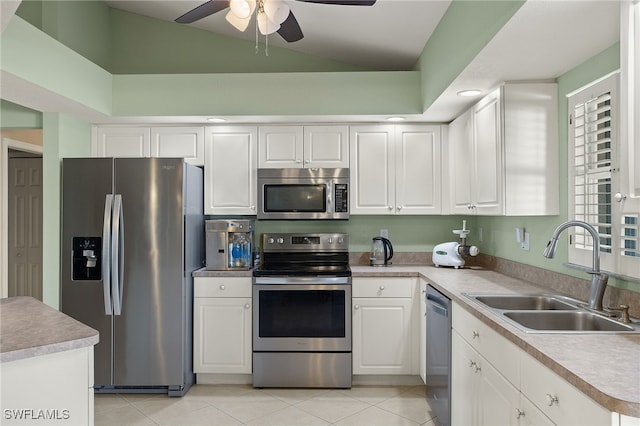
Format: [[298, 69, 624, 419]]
[[327, 182, 333, 212]]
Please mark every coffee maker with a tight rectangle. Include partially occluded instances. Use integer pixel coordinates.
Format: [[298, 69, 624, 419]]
[[205, 219, 255, 270]]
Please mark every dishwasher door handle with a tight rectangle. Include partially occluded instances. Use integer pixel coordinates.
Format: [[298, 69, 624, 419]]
[[426, 298, 449, 317]]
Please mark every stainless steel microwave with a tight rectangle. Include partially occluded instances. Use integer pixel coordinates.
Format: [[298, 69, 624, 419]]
[[257, 168, 349, 220]]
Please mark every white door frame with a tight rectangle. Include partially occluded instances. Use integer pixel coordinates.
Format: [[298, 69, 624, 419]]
[[1, 137, 43, 298]]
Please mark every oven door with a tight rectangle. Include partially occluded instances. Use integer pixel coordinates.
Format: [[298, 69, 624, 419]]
[[253, 277, 351, 352]]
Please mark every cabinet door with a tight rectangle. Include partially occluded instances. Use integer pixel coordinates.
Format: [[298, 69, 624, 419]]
[[448, 110, 474, 214], [395, 125, 442, 214], [193, 297, 252, 374], [204, 126, 257, 215], [150, 126, 204, 166], [349, 125, 395, 214], [352, 298, 412, 374], [304, 125, 349, 168], [518, 395, 556, 426], [452, 331, 479, 425], [478, 356, 520, 426], [94, 127, 150, 158], [258, 126, 303, 168], [473, 90, 504, 215]]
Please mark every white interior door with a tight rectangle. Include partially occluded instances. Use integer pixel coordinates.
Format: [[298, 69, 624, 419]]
[[8, 156, 43, 300]]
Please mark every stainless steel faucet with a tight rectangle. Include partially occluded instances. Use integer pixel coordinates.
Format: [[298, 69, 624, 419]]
[[543, 220, 609, 310]]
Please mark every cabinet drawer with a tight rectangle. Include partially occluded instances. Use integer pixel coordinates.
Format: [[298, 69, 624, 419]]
[[520, 351, 610, 426], [452, 303, 519, 388], [194, 277, 252, 298], [352, 277, 414, 298]]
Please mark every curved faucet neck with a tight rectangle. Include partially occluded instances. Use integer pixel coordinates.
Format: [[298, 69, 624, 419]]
[[550, 220, 601, 273]]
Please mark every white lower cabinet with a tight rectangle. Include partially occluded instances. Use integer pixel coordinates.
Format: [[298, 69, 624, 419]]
[[352, 277, 416, 375], [452, 302, 616, 426], [0, 346, 94, 426], [520, 350, 610, 426], [193, 277, 252, 374]]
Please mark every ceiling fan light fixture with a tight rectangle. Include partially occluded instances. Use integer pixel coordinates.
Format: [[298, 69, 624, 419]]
[[229, 0, 256, 19], [257, 11, 280, 35], [263, 0, 290, 25], [225, 10, 251, 31]]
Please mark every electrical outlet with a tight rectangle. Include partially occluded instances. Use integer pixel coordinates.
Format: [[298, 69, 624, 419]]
[[380, 229, 389, 238]]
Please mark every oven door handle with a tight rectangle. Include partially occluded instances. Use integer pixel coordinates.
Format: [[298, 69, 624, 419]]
[[253, 276, 351, 285]]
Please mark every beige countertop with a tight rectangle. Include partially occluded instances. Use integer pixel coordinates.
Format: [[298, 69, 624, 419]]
[[0, 296, 99, 363], [351, 265, 640, 418]]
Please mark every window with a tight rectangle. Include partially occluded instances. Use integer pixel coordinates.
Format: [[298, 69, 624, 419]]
[[568, 73, 640, 280]]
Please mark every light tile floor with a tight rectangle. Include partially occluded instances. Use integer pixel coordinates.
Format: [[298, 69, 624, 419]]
[[94, 384, 442, 426]]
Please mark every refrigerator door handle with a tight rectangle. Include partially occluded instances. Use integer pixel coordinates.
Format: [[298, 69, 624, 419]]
[[102, 194, 114, 315], [111, 194, 125, 316]]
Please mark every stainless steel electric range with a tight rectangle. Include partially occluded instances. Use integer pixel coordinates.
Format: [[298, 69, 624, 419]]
[[252, 232, 351, 388]]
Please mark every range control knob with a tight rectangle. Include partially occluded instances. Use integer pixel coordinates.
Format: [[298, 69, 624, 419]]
[[277, 237, 284, 244], [267, 237, 275, 244]]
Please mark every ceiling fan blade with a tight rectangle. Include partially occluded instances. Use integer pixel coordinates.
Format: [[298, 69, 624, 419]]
[[296, 0, 376, 5], [277, 11, 304, 42], [175, 0, 231, 24]]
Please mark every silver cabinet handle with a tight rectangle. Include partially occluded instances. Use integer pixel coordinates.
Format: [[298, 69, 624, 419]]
[[469, 360, 477, 368], [379, 285, 385, 291], [516, 408, 525, 419], [614, 192, 627, 202], [244, 303, 250, 309], [354, 304, 360, 310], [546, 394, 559, 406], [472, 330, 480, 339], [220, 285, 225, 290]]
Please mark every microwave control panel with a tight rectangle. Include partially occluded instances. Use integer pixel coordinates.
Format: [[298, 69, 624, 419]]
[[334, 184, 348, 213]]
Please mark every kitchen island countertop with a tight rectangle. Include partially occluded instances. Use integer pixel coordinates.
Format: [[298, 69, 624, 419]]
[[352, 265, 640, 418], [0, 296, 99, 363]]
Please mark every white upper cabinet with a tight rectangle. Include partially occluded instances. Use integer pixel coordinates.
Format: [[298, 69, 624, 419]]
[[93, 126, 205, 166], [258, 125, 349, 168], [94, 127, 151, 158], [150, 126, 205, 166], [350, 124, 442, 215], [446, 83, 559, 216], [204, 126, 258, 215]]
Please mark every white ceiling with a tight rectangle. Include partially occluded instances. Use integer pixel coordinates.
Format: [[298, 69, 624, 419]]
[[1, 0, 621, 124]]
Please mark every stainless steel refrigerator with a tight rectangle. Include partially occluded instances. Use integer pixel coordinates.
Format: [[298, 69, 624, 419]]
[[60, 157, 203, 397]]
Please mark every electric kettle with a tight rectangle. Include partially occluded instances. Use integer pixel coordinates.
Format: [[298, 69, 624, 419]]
[[370, 237, 393, 267]]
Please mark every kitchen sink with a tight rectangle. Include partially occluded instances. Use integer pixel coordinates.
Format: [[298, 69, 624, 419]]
[[464, 293, 639, 333], [471, 294, 580, 311], [503, 311, 637, 333]]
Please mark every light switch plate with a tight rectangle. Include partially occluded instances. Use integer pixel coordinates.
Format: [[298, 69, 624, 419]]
[[521, 232, 530, 251]]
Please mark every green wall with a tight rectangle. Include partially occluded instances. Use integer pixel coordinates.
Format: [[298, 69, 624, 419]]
[[0, 100, 43, 128], [41, 113, 91, 308]]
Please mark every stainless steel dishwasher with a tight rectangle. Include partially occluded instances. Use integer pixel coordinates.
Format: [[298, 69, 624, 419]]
[[425, 284, 451, 426]]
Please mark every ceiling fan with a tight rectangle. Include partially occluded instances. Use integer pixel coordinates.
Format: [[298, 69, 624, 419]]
[[175, 0, 376, 42]]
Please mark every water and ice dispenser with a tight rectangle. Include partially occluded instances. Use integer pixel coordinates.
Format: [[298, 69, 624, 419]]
[[205, 220, 254, 270], [72, 237, 102, 280]]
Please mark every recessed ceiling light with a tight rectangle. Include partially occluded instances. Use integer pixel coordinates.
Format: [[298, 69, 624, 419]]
[[457, 89, 483, 97], [207, 117, 227, 123], [386, 116, 406, 122]]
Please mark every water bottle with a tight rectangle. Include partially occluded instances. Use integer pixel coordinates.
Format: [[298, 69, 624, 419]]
[[231, 234, 243, 268]]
